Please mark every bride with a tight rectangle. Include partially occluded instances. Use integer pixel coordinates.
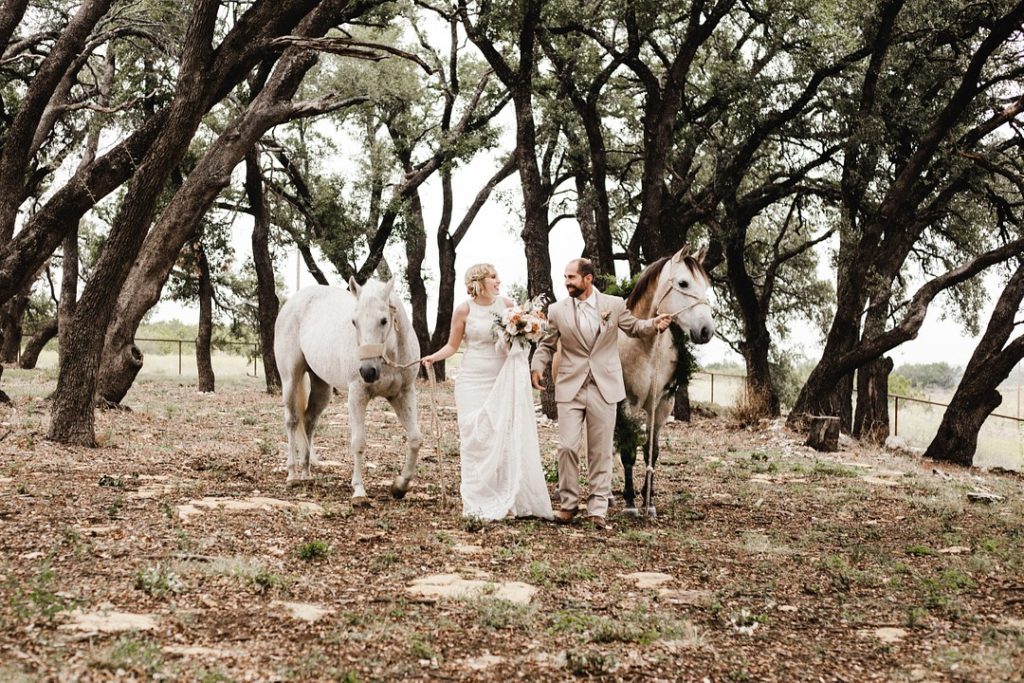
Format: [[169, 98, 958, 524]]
[[421, 263, 554, 521]]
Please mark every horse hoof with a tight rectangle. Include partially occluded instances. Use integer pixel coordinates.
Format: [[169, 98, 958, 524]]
[[623, 507, 640, 518], [390, 485, 407, 500], [351, 496, 372, 508], [287, 476, 311, 487], [645, 506, 657, 518]]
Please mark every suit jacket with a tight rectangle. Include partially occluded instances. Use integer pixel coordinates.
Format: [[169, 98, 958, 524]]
[[531, 291, 658, 404]]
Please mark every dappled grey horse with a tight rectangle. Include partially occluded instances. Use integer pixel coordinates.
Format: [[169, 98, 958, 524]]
[[273, 277, 421, 505], [618, 246, 715, 516]]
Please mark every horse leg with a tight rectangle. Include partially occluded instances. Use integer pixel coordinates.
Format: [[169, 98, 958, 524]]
[[386, 388, 422, 499], [303, 372, 332, 466], [347, 385, 372, 507], [642, 401, 674, 517], [621, 444, 638, 516], [282, 373, 311, 483]]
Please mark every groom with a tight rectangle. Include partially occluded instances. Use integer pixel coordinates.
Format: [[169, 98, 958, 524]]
[[531, 258, 671, 529]]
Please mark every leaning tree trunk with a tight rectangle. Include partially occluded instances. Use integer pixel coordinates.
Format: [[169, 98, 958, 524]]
[[925, 261, 1024, 467], [195, 243, 215, 393], [19, 318, 58, 369], [853, 356, 893, 443], [925, 386, 1002, 466], [48, 0, 224, 445], [246, 151, 281, 393]]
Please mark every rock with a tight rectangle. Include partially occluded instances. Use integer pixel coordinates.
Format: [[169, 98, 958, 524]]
[[176, 496, 324, 522], [60, 609, 159, 634], [885, 435, 908, 451], [867, 627, 907, 643], [619, 572, 674, 589], [966, 490, 1004, 504], [406, 573, 537, 605], [657, 588, 712, 606], [938, 546, 971, 555], [271, 601, 334, 623], [460, 653, 505, 670]]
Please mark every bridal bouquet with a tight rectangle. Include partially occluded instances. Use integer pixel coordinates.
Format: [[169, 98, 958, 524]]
[[493, 295, 549, 350]]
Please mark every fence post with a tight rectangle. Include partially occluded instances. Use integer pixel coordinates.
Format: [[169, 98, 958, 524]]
[[894, 396, 899, 436], [710, 372, 715, 405], [253, 344, 257, 377], [178, 340, 182, 375]]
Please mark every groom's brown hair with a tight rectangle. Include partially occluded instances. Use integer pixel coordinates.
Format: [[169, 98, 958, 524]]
[[571, 258, 596, 280]]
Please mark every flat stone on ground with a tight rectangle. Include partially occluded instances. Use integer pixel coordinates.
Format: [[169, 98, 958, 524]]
[[60, 609, 159, 634], [406, 573, 537, 604], [657, 588, 713, 606], [619, 572, 674, 589], [867, 627, 907, 643], [459, 653, 506, 670], [272, 601, 334, 622], [176, 496, 324, 522]]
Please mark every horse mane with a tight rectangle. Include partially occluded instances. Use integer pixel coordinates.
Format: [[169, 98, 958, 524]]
[[625, 257, 670, 316]]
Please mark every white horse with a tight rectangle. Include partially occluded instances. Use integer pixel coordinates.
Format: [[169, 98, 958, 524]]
[[273, 277, 421, 505], [618, 246, 715, 516]]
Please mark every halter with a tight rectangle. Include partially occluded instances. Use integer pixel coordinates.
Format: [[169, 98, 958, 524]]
[[356, 304, 419, 369], [652, 277, 711, 320]]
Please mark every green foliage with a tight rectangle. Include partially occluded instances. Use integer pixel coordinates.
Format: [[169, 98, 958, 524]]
[[134, 565, 184, 597], [297, 540, 331, 561], [895, 363, 963, 392]]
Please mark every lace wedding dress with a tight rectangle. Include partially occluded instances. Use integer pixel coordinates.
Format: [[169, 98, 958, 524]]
[[454, 299, 554, 520]]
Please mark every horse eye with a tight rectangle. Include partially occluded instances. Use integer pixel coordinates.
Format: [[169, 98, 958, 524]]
[[351, 320, 357, 327], [678, 280, 689, 288], [379, 317, 387, 326]]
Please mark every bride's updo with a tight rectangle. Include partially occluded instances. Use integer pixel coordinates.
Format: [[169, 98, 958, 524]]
[[465, 263, 496, 298]]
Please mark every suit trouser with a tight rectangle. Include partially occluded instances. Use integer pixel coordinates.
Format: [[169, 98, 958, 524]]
[[557, 376, 616, 517]]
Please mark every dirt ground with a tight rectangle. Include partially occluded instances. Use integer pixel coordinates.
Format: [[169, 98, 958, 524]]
[[1, 368, 1023, 682]]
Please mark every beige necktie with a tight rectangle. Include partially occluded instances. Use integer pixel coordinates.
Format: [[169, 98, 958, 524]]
[[578, 300, 597, 345]]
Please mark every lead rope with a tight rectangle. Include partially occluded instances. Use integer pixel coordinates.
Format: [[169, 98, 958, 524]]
[[426, 363, 449, 509]]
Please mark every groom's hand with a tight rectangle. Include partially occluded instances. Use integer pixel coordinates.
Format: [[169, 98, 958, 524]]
[[654, 314, 672, 332], [531, 370, 545, 390]]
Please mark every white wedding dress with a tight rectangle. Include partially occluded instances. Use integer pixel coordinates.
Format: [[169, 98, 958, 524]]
[[454, 299, 554, 520]]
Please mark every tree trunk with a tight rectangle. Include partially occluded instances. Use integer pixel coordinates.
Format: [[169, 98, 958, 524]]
[[195, 243, 215, 393], [806, 416, 840, 452], [853, 356, 892, 443], [95, 1, 358, 404], [0, 292, 28, 363], [48, 1, 225, 445], [19, 318, 58, 369], [672, 386, 691, 421], [925, 261, 1024, 467], [59, 229, 79, 365], [246, 151, 281, 393]]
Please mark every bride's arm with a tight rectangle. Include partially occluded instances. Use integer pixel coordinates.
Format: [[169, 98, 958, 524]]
[[421, 302, 469, 365]]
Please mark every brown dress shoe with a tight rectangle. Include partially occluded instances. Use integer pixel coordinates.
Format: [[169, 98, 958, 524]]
[[587, 515, 612, 530], [552, 509, 577, 524]]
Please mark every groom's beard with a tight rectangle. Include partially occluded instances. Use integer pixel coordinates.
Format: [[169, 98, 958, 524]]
[[567, 286, 582, 298]]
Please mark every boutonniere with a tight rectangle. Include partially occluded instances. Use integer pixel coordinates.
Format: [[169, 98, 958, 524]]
[[600, 309, 612, 323]]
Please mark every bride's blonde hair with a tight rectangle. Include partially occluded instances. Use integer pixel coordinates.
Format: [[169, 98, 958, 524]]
[[465, 263, 497, 298]]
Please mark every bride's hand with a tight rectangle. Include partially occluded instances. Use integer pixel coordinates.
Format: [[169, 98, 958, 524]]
[[421, 356, 434, 367]]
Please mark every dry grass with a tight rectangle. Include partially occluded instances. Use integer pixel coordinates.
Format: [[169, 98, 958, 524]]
[[1, 368, 1023, 681]]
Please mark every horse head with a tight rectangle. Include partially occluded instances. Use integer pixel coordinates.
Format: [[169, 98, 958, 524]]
[[657, 246, 715, 344], [348, 276, 396, 384]]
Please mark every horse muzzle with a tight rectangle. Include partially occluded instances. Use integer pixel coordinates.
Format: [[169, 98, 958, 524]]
[[690, 324, 714, 344], [359, 362, 381, 383]]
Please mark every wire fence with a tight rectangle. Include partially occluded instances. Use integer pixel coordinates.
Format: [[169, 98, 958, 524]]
[[15, 338, 1024, 468], [690, 370, 1023, 470]]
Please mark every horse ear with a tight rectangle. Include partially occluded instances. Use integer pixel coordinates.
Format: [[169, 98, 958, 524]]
[[672, 245, 692, 263], [348, 276, 362, 297], [383, 277, 395, 299], [695, 246, 707, 265]]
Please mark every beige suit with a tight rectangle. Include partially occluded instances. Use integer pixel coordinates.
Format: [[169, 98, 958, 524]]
[[531, 292, 658, 517]]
